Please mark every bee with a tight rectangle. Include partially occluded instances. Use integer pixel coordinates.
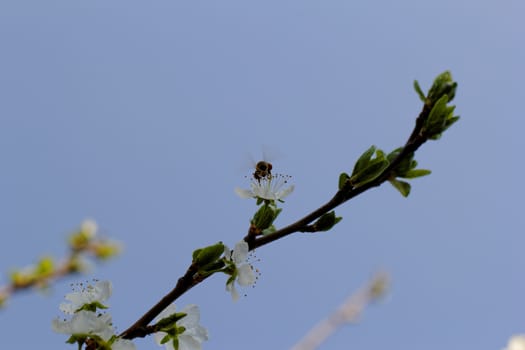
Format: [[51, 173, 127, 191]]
[[253, 160, 273, 182]]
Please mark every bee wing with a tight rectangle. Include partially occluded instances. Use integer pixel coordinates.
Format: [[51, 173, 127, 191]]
[[261, 144, 282, 163], [238, 152, 257, 173]]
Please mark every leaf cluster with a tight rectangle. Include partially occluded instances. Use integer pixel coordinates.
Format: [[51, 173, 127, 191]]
[[415, 71, 460, 140]]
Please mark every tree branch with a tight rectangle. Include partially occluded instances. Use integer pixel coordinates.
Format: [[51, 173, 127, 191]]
[[119, 71, 458, 341]]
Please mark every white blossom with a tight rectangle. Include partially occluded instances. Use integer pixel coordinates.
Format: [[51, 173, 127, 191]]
[[59, 280, 112, 314], [235, 174, 294, 201], [52, 280, 135, 349], [81, 219, 98, 237], [224, 241, 256, 301], [154, 304, 208, 350], [52, 310, 113, 339]]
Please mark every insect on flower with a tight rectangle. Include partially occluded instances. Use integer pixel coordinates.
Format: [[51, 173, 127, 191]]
[[253, 160, 273, 182], [236, 155, 294, 202]]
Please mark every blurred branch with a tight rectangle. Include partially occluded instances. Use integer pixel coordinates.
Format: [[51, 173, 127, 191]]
[[291, 272, 389, 350], [0, 220, 121, 308]]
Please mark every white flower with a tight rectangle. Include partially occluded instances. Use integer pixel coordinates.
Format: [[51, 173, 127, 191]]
[[503, 335, 525, 350], [52, 310, 113, 339], [81, 219, 98, 237], [60, 280, 112, 314], [235, 174, 294, 201], [52, 279, 134, 349], [224, 241, 256, 301], [154, 304, 208, 350], [52, 310, 136, 350]]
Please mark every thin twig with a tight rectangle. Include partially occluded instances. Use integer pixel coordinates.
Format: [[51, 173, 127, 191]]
[[121, 102, 432, 340], [291, 272, 389, 350]]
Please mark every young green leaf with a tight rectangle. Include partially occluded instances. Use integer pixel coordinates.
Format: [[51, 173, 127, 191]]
[[352, 145, 376, 176], [427, 71, 457, 103], [428, 113, 459, 140], [387, 147, 403, 163], [312, 211, 343, 232], [388, 149, 414, 177], [193, 242, 225, 266], [252, 204, 280, 230], [413, 80, 426, 102], [389, 179, 411, 197], [350, 158, 389, 187], [399, 169, 432, 179], [442, 115, 460, 133], [338, 172, 350, 190], [426, 95, 449, 130]]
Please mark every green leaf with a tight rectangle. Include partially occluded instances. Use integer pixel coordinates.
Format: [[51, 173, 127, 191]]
[[201, 260, 226, 274], [399, 169, 432, 179], [338, 172, 350, 190], [313, 211, 342, 232], [389, 179, 411, 197], [65, 335, 81, 345], [193, 242, 224, 266], [387, 148, 415, 177], [262, 225, 277, 235], [172, 337, 180, 350], [160, 334, 170, 345], [252, 204, 279, 230], [424, 93, 460, 139], [192, 248, 202, 262], [387, 147, 403, 163], [34, 257, 54, 281], [77, 301, 108, 312], [426, 95, 449, 130], [442, 115, 460, 132], [352, 145, 376, 176], [427, 71, 457, 103], [397, 154, 414, 174], [413, 80, 426, 102], [350, 158, 389, 187], [427, 113, 459, 140], [156, 312, 187, 330]]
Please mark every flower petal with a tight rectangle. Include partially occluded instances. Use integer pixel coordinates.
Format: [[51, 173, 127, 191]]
[[277, 184, 295, 200], [179, 304, 200, 328], [226, 281, 240, 301], [232, 241, 249, 263], [234, 187, 254, 199], [179, 334, 203, 350], [237, 264, 256, 286], [60, 280, 112, 314], [156, 303, 178, 322]]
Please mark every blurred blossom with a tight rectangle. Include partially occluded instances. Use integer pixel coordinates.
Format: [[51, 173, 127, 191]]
[[503, 335, 525, 350], [81, 219, 98, 237]]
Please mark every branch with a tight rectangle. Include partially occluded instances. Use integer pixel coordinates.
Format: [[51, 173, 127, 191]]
[[249, 103, 429, 249], [0, 220, 121, 308], [291, 272, 389, 350], [120, 71, 459, 340]]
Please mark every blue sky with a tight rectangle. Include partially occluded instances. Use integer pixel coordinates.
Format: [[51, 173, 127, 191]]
[[0, 1, 524, 349]]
